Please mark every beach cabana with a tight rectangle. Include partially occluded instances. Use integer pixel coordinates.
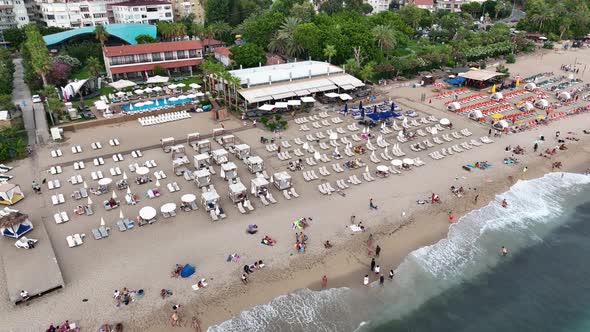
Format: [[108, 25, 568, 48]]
[[220, 162, 237, 180], [493, 119, 509, 130], [524, 82, 537, 91], [218, 135, 236, 148], [194, 153, 210, 169], [521, 102, 535, 111], [233, 144, 251, 160], [245, 156, 264, 173], [535, 99, 549, 109], [194, 168, 211, 188], [447, 102, 461, 112], [0, 184, 24, 205], [273, 171, 292, 190], [490, 92, 504, 101], [187, 132, 200, 148], [228, 182, 247, 203], [212, 149, 229, 165], [468, 110, 484, 121], [196, 139, 211, 154], [109, 79, 136, 90], [0, 211, 33, 238], [251, 177, 270, 197], [201, 190, 220, 211], [161, 137, 175, 153], [558, 91, 572, 102]]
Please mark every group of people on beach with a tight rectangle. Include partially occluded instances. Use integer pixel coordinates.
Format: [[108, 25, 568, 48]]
[[45, 320, 79, 332], [242, 260, 266, 285]]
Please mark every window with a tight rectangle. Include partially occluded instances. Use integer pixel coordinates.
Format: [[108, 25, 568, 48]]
[[165, 12, 171, 17], [176, 50, 186, 59], [152, 53, 162, 61], [164, 51, 174, 60], [188, 49, 198, 58], [46, 14, 55, 19], [137, 53, 149, 62]]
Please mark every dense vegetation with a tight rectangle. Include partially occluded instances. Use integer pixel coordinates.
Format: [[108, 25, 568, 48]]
[[0, 47, 27, 161], [517, 0, 590, 40], [197, 3, 535, 79]]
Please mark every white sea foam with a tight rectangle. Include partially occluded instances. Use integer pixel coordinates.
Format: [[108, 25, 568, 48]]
[[209, 173, 590, 332]]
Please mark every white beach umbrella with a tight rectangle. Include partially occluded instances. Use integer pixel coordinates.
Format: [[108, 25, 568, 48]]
[[100, 217, 105, 226], [83, 181, 88, 189], [87, 197, 93, 205], [365, 166, 369, 173], [195, 92, 205, 97], [119, 210, 124, 219], [384, 146, 389, 153], [314, 151, 321, 160], [155, 179, 160, 187], [134, 89, 144, 95], [168, 84, 178, 90], [270, 175, 274, 183], [123, 172, 128, 180], [126, 187, 131, 194], [189, 83, 201, 89], [115, 91, 126, 97], [129, 104, 134, 110], [176, 83, 186, 88], [112, 191, 117, 199], [144, 87, 153, 93]]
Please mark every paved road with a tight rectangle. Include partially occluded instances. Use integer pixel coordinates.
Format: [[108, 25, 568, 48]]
[[11, 58, 49, 145]]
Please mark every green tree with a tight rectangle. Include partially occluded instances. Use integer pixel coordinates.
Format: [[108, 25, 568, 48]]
[[230, 43, 266, 68], [234, 11, 285, 47], [460, 2, 481, 18], [94, 24, 109, 46], [323, 44, 337, 64], [293, 23, 322, 57], [359, 61, 375, 83], [24, 25, 51, 87], [371, 25, 397, 53], [319, 0, 343, 15], [290, 2, 315, 22], [272, 0, 305, 15], [269, 17, 303, 58], [398, 4, 424, 31], [86, 56, 102, 77], [153, 65, 167, 76], [135, 34, 158, 44], [210, 21, 232, 41], [205, 0, 230, 24], [2, 27, 25, 49]]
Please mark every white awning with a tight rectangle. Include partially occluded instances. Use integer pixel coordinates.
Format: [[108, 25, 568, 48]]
[[294, 89, 310, 96], [287, 100, 301, 106], [146, 75, 169, 84], [258, 104, 275, 111], [301, 96, 316, 103], [339, 93, 352, 100], [275, 102, 288, 108], [325, 92, 340, 98], [317, 84, 337, 92], [109, 79, 136, 90], [272, 92, 296, 100]]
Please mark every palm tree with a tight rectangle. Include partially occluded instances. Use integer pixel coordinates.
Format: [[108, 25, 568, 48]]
[[157, 21, 173, 40], [86, 56, 102, 77], [173, 23, 187, 40], [210, 21, 231, 41], [371, 25, 397, 53], [530, 12, 554, 31], [323, 44, 336, 64], [94, 24, 109, 46], [204, 25, 215, 54], [228, 74, 242, 111], [269, 17, 303, 58]]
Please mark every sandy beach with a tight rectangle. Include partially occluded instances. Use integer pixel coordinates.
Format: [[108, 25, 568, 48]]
[[0, 45, 589, 332]]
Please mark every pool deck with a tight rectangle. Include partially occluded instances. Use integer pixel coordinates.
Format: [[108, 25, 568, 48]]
[[1, 217, 65, 304]]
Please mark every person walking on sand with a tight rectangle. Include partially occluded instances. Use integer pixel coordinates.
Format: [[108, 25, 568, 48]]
[[369, 198, 378, 210], [374, 265, 380, 275], [474, 194, 479, 204], [375, 245, 381, 257], [523, 166, 528, 174], [534, 142, 538, 153], [321, 275, 328, 289], [389, 269, 394, 280], [379, 274, 385, 285], [502, 246, 508, 256], [241, 273, 248, 285], [363, 275, 369, 286], [448, 212, 454, 223], [370, 258, 376, 272]]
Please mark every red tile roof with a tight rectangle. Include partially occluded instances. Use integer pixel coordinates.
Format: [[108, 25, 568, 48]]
[[104, 40, 203, 57], [265, 54, 285, 65], [112, 0, 171, 6], [201, 38, 223, 47], [214, 47, 231, 57], [410, 0, 433, 5], [110, 59, 202, 74]]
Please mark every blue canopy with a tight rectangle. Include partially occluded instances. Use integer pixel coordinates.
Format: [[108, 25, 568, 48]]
[[180, 264, 196, 278], [1, 222, 32, 238], [444, 77, 467, 86]]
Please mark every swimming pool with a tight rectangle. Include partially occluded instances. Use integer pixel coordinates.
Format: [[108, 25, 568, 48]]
[[122, 95, 198, 112]]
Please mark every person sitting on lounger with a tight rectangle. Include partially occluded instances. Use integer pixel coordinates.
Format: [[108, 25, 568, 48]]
[[197, 279, 208, 288], [261, 235, 276, 246], [74, 205, 84, 215]]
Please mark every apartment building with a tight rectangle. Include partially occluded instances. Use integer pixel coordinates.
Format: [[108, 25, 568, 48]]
[[0, 0, 29, 32], [408, 0, 434, 11], [103, 39, 203, 80], [435, 0, 486, 12], [364, 0, 389, 14], [111, 0, 172, 25], [35, 0, 116, 27], [170, 0, 204, 25]]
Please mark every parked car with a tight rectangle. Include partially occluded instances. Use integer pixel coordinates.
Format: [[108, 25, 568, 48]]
[[32, 95, 42, 103]]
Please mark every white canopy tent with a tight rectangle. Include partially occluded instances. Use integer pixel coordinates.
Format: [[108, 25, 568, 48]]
[[273, 171, 292, 190], [246, 156, 264, 173], [62, 79, 89, 99], [109, 79, 136, 90], [535, 99, 549, 109], [0, 184, 24, 206], [146, 75, 169, 84], [468, 110, 484, 120], [339, 93, 353, 101], [301, 96, 316, 103], [524, 82, 537, 91], [258, 104, 275, 111]]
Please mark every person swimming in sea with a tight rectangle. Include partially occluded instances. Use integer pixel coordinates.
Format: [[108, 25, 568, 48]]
[[501, 199, 508, 208], [501, 246, 508, 256]]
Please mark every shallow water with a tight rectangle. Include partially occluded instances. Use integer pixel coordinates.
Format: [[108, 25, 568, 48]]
[[208, 173, 590, 332]]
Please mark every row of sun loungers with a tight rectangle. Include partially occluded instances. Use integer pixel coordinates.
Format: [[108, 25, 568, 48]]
[[91, 142, 103, 150], [74, 161, 85, 170], [167, 182, 181, 192], [91, 171, 104, 180], [54, 211, 70, 224], [116, 218, 135, 232], [66, 234, 84, 247], [131, 150, 143, 158], [138, 111, 191, 126], [278, 151, 292, 160], [71, 145, 82, 154], [93, 157, 105, 166], [266, 144, 279, 152], [109, 167, 122, 176], [109, 138, 120, 146], [303, 170, 319, 181], [428, 137, 492, 160], [154, 170, 167, 179], [50, 166, 63, 174], [282, 187, 299, 200], [112, 153, 124, 162]]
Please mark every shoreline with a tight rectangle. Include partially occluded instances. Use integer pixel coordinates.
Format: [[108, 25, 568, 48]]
[[142, 131, 590, 331]]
